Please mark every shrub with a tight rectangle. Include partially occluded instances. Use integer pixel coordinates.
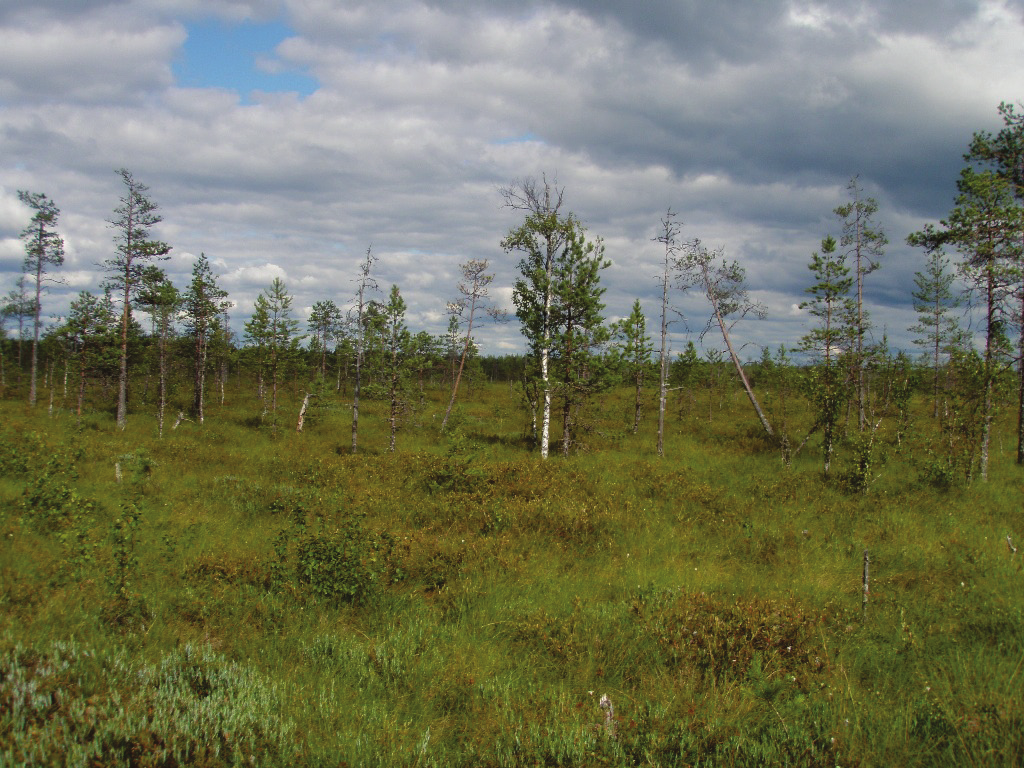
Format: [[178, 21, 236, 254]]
[[293, 512, 397, 603], [0, 637, 298, 766]]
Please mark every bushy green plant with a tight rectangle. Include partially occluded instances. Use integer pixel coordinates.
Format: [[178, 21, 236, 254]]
[[295, 513, 396, 603], [0, 637, 298, 766]]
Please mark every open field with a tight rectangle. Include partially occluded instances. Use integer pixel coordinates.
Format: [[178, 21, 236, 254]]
[[1, 380, 1022, 766]]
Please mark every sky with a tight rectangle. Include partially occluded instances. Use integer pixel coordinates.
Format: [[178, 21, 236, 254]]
[[0, 0, 1022, 360]]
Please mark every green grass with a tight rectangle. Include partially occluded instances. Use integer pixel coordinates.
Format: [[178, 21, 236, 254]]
[[1, 378, 1022, 766]]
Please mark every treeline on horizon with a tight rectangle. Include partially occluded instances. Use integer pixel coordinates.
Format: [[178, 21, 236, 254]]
[[3, 102, 1024, 482]]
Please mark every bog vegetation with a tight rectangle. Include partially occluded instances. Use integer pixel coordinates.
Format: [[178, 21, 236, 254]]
[[1, 103, 1023, 766]]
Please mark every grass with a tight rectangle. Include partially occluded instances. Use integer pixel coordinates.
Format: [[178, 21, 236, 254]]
[[1, 376, 1022, 766]]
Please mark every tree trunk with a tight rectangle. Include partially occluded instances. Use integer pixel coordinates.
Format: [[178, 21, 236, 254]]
[[296, 392, 314, 433], [117, 301, 130, 429], [442, 300, 477, 431], [29, 259, 43, 407]]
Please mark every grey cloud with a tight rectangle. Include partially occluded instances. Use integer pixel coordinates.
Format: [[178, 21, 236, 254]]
[[1, 0, 1020, 357]]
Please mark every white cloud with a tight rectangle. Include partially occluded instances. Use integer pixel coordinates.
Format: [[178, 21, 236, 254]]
[[0, 0, 1019, 355]]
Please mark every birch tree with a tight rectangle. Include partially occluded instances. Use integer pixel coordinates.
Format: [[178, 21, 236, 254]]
[[501, 176, 576, 459], [59, 291, 118, 423], [105, 169, 171, 429], [18, 191, 65, 407]]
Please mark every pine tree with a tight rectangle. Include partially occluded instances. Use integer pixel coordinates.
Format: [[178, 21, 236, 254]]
[[351, 247, 379, 454], [612, 299, 653, 434], [654, 209, 683, 455], [549, 227, 611, 455], [679, 240, 775, 440], [18, 191, 65, 407], [136, 266, 181, 437], [183, 253, 230, 424], [245, 278, 303, 424], [105, 169, 171, 429], [965, 102, 1024, 464], [833, 177, 886, 430], [906, 231, 963, 419], [374, 285, 411, 452], [308, 300, 343, 379], [798, 235, 854, 475]]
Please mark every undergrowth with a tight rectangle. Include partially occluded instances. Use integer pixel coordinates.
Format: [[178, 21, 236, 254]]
[[0, 383, 1022, 767]]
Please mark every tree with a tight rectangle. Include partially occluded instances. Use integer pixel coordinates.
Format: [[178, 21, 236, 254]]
[[351, 247, 379, 453], [679, 240, 775, 440], [798, 235, 854, 476], [966, 102, 1024, 464], [374, 285, 411, 452], [906, 229, 964, 418], [182, 254, 230, 424], [548, 226, 612, 455], [834, 177, 887, 431], [654, 210, 683, 456], [671, 340, 701, 416], [58, 291, 118, 423], [408, 330, 441, 405], [244, 278, 303, 423], [18, 191, 65, 407], [502, 176, 576, 459], [105, 169, 171, 429], [308, 300, 343, 379], [442, 259, 504, 430], [2, 276, 33, 385], [136, 266, 181, 437], [945, 168, 1021, 479], [612, 299, 653, 434]]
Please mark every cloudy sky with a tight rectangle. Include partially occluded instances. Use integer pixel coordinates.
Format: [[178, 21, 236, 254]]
[[1, 0, 1021, 359]]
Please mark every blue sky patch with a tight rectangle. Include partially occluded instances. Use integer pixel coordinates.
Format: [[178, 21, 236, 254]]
[[173, 19, 317, 102]]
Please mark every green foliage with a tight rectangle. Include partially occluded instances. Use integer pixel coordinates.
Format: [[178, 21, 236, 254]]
[[2, 382, 1024, 767], [0, 638, 297, 766], [269, 503, 398, 604], [295, 515, 396, 603]]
